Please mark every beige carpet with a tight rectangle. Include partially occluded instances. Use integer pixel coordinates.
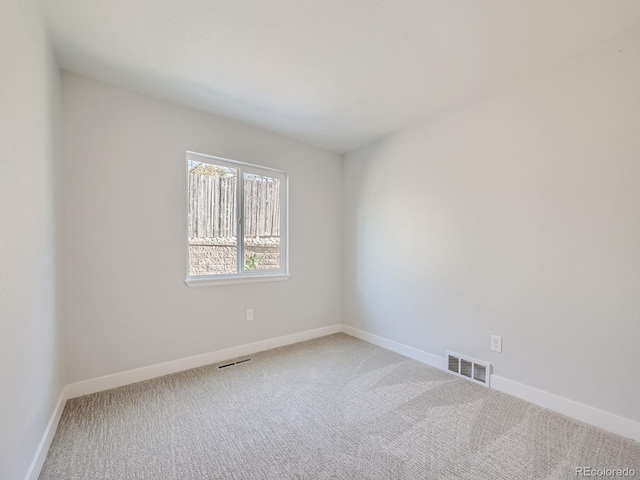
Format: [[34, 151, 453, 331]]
[[40, 334, 639, 479]]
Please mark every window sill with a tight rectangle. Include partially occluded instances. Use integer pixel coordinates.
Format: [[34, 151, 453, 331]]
[[185, 273, 291, 287]]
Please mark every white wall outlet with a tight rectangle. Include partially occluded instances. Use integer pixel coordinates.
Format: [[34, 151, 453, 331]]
[[491, 335, 502, 353], [246, 308, 254, 322]]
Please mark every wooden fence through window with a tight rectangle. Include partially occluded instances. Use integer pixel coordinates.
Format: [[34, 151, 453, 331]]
[[188, 173, 281, 239]]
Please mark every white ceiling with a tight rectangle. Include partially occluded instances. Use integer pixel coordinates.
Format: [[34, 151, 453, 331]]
[[42, 0, 640, 153]]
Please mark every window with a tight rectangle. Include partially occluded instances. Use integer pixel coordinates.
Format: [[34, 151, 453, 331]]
[[185, 151, 289, 286]]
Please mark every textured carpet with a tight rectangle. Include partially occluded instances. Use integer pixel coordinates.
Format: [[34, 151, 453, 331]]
[[40, 334, 639, 479]]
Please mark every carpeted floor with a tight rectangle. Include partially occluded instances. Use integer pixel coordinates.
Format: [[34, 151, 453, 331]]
[[40, 333, 639, 479]]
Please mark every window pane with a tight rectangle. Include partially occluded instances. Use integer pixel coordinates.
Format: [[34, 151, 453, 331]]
[[243, 173, 281, 271], [188, 161, 238, 275]]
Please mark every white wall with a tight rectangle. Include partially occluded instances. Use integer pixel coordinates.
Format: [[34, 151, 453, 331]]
[[61, 73, 342, 384], [0, 1, 63, 478], [343, 27, 640, 423]]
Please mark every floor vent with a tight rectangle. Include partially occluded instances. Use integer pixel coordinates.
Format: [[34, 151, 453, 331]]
[[445, 351, 490, 387], [217, 358, 252, 369]]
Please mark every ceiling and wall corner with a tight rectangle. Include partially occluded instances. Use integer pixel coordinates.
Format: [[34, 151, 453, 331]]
[[41, 0, 640, 153]]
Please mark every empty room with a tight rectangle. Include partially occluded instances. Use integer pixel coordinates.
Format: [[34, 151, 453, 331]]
[[2, 0, 640, 479]]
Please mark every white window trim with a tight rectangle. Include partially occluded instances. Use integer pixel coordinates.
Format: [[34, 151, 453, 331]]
[[185, 273, 291, 287], [185, 151, 289, 286]]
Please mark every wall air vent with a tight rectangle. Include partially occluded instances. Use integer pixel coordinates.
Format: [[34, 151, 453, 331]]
[[217, 358, 252, 369], [446, 351, 490, 387]]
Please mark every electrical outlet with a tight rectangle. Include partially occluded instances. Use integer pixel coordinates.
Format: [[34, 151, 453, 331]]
[[491, 335, 502, 353], [246, 309, 254, 322]]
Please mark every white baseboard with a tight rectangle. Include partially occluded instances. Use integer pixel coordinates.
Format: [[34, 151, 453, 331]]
[[490, 375, 640, 443], [26, 324, 342, 480], [25, 322, 640, 480], [342, 325, 446, 370], [24, 388, 68, 480], [341, 325, 640, 443], [66, 324, 342, 399]]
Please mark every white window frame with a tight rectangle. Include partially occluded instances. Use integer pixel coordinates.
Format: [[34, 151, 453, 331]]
[[185, 151, 290, 287]]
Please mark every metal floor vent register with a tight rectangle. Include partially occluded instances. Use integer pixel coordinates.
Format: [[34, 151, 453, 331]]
[[217, 358, 252, 369], [446, 351, 490, 386]]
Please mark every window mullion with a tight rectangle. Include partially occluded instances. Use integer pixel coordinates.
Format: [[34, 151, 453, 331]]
[[237, 167, 244, 275]]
